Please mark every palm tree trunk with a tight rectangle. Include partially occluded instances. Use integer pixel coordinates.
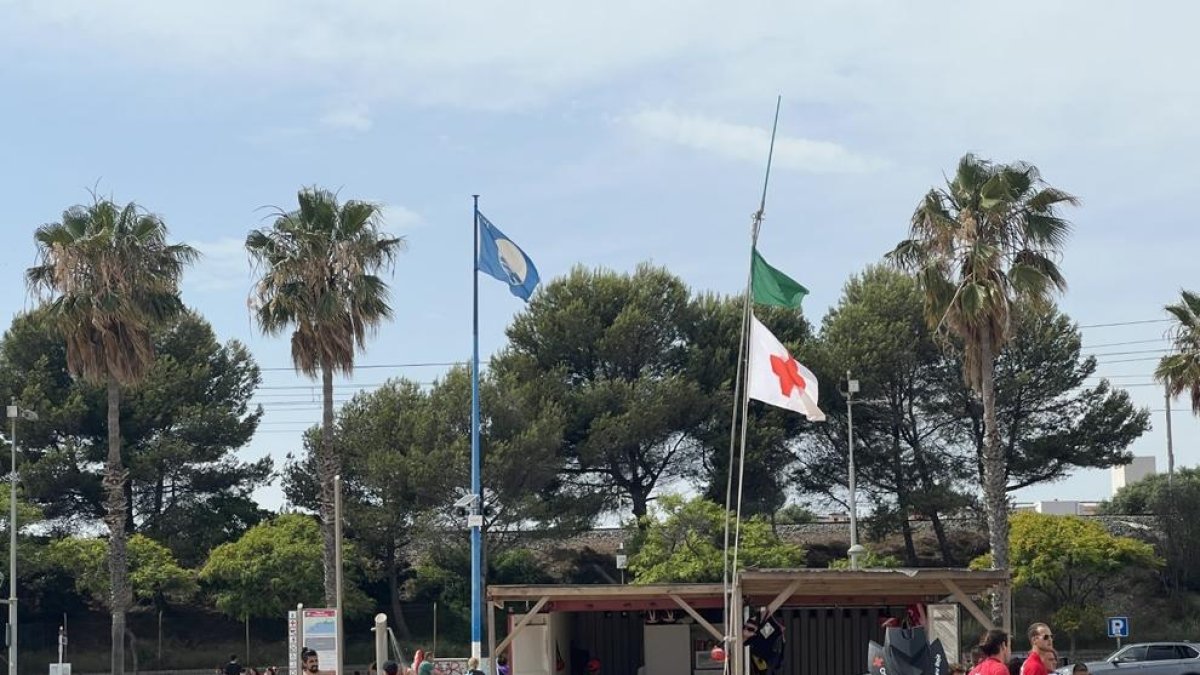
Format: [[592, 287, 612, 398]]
[[318, 365, 339, 608], [979, 332, 1009, 624], [105, 379, 130, 674]]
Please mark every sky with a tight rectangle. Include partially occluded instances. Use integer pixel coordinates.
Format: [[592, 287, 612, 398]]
[[0, 0, 1196, 514]]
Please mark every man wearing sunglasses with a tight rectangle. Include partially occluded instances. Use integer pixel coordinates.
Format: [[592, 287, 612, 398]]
[[1022, 624, 1056, 675]]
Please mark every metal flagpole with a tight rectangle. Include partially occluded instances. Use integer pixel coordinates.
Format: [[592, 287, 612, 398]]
[[470, 195, 484, 661], [334, 475, 344, 675], [727, 95, 782, 675]]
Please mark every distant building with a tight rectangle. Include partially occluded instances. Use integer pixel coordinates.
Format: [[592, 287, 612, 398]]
[[1012, 501, 1102, 516], [1112, 456, 1157, 495]]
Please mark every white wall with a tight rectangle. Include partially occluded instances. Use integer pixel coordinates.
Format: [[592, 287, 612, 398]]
[[512, 615, 550, 675], [1112, 456, 1157, 495], [1035, 500, 1081, 515]]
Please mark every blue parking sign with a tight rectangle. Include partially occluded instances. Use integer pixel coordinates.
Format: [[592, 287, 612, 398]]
[[1108, 616, 1130, 638]]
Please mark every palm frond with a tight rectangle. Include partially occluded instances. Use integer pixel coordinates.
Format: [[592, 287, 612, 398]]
[[27, 196, 193, 385], [891, 153, 1074, 393], [246, 186, 403, 379]]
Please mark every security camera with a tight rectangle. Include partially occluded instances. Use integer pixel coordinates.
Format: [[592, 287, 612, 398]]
[[453, 493, 479, 509]]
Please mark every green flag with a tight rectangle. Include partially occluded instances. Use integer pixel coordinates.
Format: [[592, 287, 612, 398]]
[[751, 248, 808, 308]]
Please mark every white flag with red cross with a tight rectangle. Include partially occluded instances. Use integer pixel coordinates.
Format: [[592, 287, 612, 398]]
[[747, 313, 825, 421]]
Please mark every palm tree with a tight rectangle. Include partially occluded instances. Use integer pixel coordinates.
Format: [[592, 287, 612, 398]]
[[1157, 291, 1200, 411], [246, 187, 403, 607], [27, 196, 196, 674], [1156, 290, 1200, 472], [888, 154, 1077, 610]]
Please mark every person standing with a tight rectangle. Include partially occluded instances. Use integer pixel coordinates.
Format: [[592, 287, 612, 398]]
[[976, 630, 1012, 675], [1023, 624, 1055, 675], [225, 655, 245, 675]]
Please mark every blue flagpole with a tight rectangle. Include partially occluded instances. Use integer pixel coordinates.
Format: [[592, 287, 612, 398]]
[[470, 195, 484, 662]]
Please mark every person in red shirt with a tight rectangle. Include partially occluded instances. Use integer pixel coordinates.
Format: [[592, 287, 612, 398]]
[[967, 646, 985, 675], [1022, 623, 1055, 675], [976, 630, 1012, 675]]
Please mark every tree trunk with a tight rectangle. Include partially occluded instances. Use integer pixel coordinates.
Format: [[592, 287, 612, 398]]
[[318, 365, 339, 608], [899, 515, 917, 565], [127, 627, 139, 675], [979, 332, 1009, 624], [387, 547, 412, 640], [152, 468, 165, 532], [928, 511, 954, 566], [630, 490, 650, 532], [124, 473, 136, 533], [891, 430, 918, 565], [910, 449, 954, 564], [106, 379, 131, 674]]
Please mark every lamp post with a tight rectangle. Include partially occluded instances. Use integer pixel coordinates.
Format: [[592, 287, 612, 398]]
[[7, 402, 36, 675], [844, 374, 864, 570], [616, 542, 627, 584]]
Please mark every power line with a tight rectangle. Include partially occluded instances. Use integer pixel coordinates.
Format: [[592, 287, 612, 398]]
[[257, 382, 432, 391], [259, 360, 464, 372], [1094, 356, 1165, 365], [1082, 338, 1169, 349], [1078, 318, 1171, 329], [1083, 348, 1172, 358]]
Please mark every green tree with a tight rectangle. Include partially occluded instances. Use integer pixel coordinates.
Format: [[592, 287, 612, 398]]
[[422, 366, 603, 539], [199, 513, 370, 620], [943, 305, 1150, 492], [26, 196, 196, 673], [889, 155, 1078, 606], [1104, 468, 1200, 599], [628, 495, 805, 583], [0, 309, 269, 564], [246, 187, 404, 608], [46, 534, 196, 609], [406, 543, 554, 642], [799, 266, 971, 564], [774, 504, 815, 526], [283, 378, 453, 639], [495, 264, 709, 526], [284, 370, 595, 635], [971, 512, 1159, 655]]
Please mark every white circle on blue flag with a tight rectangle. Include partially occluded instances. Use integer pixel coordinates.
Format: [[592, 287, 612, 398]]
[[496, 239, 527, 283]]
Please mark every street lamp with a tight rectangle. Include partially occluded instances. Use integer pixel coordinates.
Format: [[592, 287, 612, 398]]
[[616, 542, 627, 584], [844, 374, 864, 570], [7, 402, 36, 675]]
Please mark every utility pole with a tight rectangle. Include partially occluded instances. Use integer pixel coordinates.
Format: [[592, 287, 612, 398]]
[[7, 403, 35, 675], [845, 373, 864, 570]]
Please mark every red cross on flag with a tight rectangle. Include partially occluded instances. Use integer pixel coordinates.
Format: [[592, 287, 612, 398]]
[[747, 313, 825, 421]]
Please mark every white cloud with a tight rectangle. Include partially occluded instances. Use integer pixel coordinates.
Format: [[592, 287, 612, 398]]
[[186, 237, 250, 293], [320, 104, 372, 132], [6, 0, 1200, 160], [627, 109, 886, 174], [6, 0, 1200, 142], [378, 204, 424, 232]]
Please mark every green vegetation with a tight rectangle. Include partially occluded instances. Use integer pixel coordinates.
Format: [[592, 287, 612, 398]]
[[4, 159, 1185, 668]]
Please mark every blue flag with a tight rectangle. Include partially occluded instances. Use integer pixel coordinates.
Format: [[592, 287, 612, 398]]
[[477, 212, 540, 301]]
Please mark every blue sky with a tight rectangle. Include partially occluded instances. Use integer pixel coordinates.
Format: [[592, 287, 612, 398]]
[[0, 0, 1196, 513]]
